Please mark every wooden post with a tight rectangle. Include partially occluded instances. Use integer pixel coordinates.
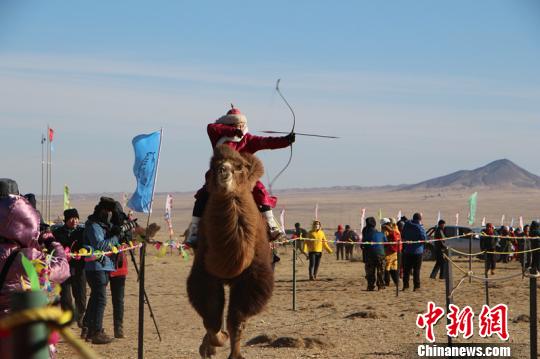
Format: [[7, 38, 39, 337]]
[[444, 255, 453, 347], [468, 234, 472, 283], [11, 291, 49, 359], [396, 246, 400, 297], [530, 269, 537, 359], [292, 239, 297, 311], [484, 259, 490, 306], [138, 242, 146, 359]]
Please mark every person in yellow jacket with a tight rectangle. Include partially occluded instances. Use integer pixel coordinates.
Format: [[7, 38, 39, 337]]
[[303, 220, 333, 280]]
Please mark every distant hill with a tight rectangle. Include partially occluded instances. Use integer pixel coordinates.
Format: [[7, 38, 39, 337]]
[[401, 159, 540, 190]]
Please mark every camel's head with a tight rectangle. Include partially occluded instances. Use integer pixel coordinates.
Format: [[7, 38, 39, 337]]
[[208, 145, 264, 194]]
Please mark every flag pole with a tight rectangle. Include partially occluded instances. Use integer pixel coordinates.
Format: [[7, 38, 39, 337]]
[[46, 125, 51, 223], [41, 133, 45, 213], [138, 128, 163, 359]]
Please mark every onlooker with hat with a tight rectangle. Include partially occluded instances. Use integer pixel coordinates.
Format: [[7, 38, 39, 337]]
[[382, 218, 400, 287], [401, 213, 427, 291], [292, 222, 308, 254], [497, 226, 511, 263], [334, 224, 345, 260], [0, 179, 69, 357], [303, 220, 333, 280], [81, 197, 121, 344], [0, 178, 19, 197], [429, 219, 447, 280], [362, 217, 387, 290], [529, 221, 540, 274], [53, 208, 86, 327], [342, 224, 359, 260], [185, 106, 295, 248], [481, 223, 497, 275], [518, 225, 531, 269]]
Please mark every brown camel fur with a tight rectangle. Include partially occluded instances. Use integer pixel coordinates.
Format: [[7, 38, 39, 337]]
[[187, 145, 274, 359]]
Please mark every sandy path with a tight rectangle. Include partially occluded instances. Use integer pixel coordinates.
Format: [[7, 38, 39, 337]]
[[57, 244, 536, 358]]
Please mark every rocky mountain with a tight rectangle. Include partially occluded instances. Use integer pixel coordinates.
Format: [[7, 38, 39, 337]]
[[402, 159, 540, 190]]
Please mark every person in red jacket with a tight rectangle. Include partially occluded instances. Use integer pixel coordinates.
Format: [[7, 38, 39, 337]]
[[185, 106, 295, 248]]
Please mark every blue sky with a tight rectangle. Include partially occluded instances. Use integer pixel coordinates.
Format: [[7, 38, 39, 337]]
[[1, 1, 539, 194]]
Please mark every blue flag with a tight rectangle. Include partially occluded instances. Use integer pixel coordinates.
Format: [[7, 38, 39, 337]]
[[128, 131, 161, 213]]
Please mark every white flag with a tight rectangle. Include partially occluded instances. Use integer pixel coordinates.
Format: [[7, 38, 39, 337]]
[[519, 216, 524, 230], [500, 214, 505, 226], [510, 217, 514, 228], [279, 208, 286, 233], [360, 208, 366, 240], [481, 217, 486, 227], [437, 211, 441, 223], [397, 210, 402, 221], [455, 213, 459, 226], [315, 203, 319, 220], [164, 194, 174, 238], [164, 194, 173, 221]]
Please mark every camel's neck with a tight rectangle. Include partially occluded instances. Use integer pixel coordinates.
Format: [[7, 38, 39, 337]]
[[202, 190, 260, 271], [205, 192, 258, 243]]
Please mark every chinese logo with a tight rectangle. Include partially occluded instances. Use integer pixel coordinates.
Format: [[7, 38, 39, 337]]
[[416, 301, 509, 342]]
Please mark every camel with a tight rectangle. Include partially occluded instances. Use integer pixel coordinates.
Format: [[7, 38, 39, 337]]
[[187, 145, 274, 359]]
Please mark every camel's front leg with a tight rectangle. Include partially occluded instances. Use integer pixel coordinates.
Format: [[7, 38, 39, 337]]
[[227, 320, 246, 359], [187, 261, 228, 358], [226, 262, 274, 359]]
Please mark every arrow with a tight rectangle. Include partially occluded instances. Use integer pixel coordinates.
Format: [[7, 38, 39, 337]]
[[261, 130, 339, 139]]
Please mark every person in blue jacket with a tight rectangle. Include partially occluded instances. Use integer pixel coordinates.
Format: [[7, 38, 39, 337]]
[[401, 212, 427, 291], [81, 197, 120, 344], [361, 217, 387, 291]]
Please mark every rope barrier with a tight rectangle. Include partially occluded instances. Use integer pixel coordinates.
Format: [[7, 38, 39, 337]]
[[448, 246, 540, 257], [0, 306, 97, 359], [443, 254, 530, 283]]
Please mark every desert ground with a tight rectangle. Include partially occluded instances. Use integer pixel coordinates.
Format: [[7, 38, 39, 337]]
[[53, 188, 539, 358]]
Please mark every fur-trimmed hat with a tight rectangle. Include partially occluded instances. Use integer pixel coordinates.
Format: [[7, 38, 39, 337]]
[[0, 178, 19, 197], [64, 208, 79, 222], [215, 107, 247, 125]]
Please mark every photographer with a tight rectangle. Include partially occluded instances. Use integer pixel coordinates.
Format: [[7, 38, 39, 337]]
[[80, 197, 121, 344]]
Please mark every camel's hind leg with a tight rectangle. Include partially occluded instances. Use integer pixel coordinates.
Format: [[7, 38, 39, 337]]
[[187, 264, 229, 358], [227, 261, 274, 359]]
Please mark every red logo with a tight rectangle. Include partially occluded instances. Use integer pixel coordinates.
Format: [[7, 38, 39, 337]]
[[446, 304, 474, 339], [417, 302, 509, 342], [416, 301, 445, 342], [478, 304, 509, 341]]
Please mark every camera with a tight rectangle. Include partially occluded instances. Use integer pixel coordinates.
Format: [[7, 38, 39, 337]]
[[119, 219, 138, 233]]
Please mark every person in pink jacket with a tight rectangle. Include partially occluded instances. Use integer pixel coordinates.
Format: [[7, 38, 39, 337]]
[[0, 179, 70, 357], [185, 107, 295, 247]]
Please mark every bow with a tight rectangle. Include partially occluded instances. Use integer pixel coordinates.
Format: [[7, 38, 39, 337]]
[[268, 79, 295, 194]]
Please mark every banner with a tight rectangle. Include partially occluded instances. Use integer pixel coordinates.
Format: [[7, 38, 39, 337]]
[[122, 192, 128, 210], [468, 192, 477, 225], [63, 184, 70, 210], [128, 130, 162, 213], [280, 208, 285, 233], [359, 208, 366, 239], [165, 194, 174, 238]]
